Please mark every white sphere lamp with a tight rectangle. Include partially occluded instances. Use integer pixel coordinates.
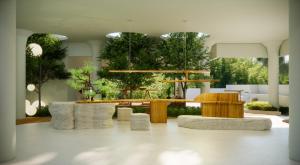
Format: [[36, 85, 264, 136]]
[[27, 84, 36, 92], [28, 43, 43, 57], [25, 100, 37, 116]]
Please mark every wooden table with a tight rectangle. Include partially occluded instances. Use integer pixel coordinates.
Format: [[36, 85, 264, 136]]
[[77, 99, 194, 123]]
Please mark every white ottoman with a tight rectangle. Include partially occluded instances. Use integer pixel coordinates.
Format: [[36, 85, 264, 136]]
[[118, 107, 133, 121], [49, 102, 75, 130], [74, 103, 116, 129], [130, 113, 150, 130]]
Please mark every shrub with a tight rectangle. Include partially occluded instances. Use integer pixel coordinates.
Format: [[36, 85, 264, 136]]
[[34, 106, 51, 117], [116, 105, 201, 118], [167, 106, 201, 117], [245, 101, 277, 111], [132, 107, 148, 113], [279, 107, 289, 115]]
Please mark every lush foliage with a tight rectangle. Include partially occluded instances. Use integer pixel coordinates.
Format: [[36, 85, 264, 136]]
[[26, 33, 70, 88], [131, 74, 172, 99], [67, 63, 119, 100], [99, 32, 210, 98], [279, 56, 289, 84], [159, 32, 210, 97], [33, 106, 51, 117], [210, 58, 268, 88], [98, 33, 160, 98], [167, 106, 201, 117], [279, 106, 289, 115], [245, 101, 277, 111], [130, 106, 201, 117]]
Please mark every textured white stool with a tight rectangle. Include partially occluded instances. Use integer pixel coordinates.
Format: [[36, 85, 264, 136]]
[[49, 102, 75, 130], [74, 103, 116, 129], [118, 107, 133, 121], [130, 113, 150, 130]]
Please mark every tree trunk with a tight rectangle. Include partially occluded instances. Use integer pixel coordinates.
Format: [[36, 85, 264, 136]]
[[129, 89, 133, 99], [180, 82, 186, 99]]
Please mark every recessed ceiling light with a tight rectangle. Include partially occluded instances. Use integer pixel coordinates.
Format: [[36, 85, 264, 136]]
[[50, 34, 68, 40], [106, 32, 121, 38]]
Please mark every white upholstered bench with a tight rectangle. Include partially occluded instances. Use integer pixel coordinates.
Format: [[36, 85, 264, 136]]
[[177, 115, 272, 131]]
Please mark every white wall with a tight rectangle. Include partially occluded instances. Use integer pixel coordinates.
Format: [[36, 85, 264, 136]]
[[280, 39, 289, 56], [226, 84, 289, 106], [210, 43, 268, 58], [62, 42, 93, 57]]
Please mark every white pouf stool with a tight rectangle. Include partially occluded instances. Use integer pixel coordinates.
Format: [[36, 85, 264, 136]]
[[49, 102, 75, 130], [118, 107, 133, 121], [130, 113, 151, 130], [74, 103, 116, 129]]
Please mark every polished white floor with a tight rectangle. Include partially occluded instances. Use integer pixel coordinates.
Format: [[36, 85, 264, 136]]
[[2, 114, 300, 165]]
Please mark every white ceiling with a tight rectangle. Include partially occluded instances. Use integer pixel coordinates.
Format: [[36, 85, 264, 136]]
[[17, 0, 288, 43]]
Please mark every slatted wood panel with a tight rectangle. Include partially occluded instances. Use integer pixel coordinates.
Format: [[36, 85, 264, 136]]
[[197, 93, 244, 118], [150, 100, 168, 123]]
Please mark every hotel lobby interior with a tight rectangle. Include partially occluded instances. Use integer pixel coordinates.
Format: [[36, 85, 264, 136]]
[[1, 0, 300, 165]]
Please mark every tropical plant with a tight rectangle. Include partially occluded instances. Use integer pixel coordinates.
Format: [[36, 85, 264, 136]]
[[68, 63, 119, 100], [26, 33, 69, 108], [210, 58, 268, 88]]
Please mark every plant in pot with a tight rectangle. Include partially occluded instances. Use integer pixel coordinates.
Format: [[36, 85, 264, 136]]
[[67, 63, 118, 101], [67, 63, 99, 101]]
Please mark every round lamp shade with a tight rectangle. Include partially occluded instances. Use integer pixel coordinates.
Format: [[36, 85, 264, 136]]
[[25, 100, 37, 116], [28, 43, 43, 57], [27, 84, 36, 92]]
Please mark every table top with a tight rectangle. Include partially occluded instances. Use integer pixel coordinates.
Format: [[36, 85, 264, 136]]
[[77, 99, 195, 104]]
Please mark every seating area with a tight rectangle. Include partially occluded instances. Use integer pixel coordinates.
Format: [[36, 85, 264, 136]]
[[2, 0, 300, 164]]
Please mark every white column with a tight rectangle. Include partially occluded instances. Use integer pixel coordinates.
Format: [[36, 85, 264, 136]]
[[289, 0, 300, 161], [263, 41, 281, 108], [88, 40, 102, 79], [16, 29, 33, 119], [202, 72, 210, 93], [0, 0, 16, 161]]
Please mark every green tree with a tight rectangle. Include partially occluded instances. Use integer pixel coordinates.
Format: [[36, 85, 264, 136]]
[[26, 33, 69, 108], [67, 63, 119, 100], [279, 56, 289, 84], [98, 32, 160, 98], [159, 32, 210, 98], [210, 58, 268, 88]]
